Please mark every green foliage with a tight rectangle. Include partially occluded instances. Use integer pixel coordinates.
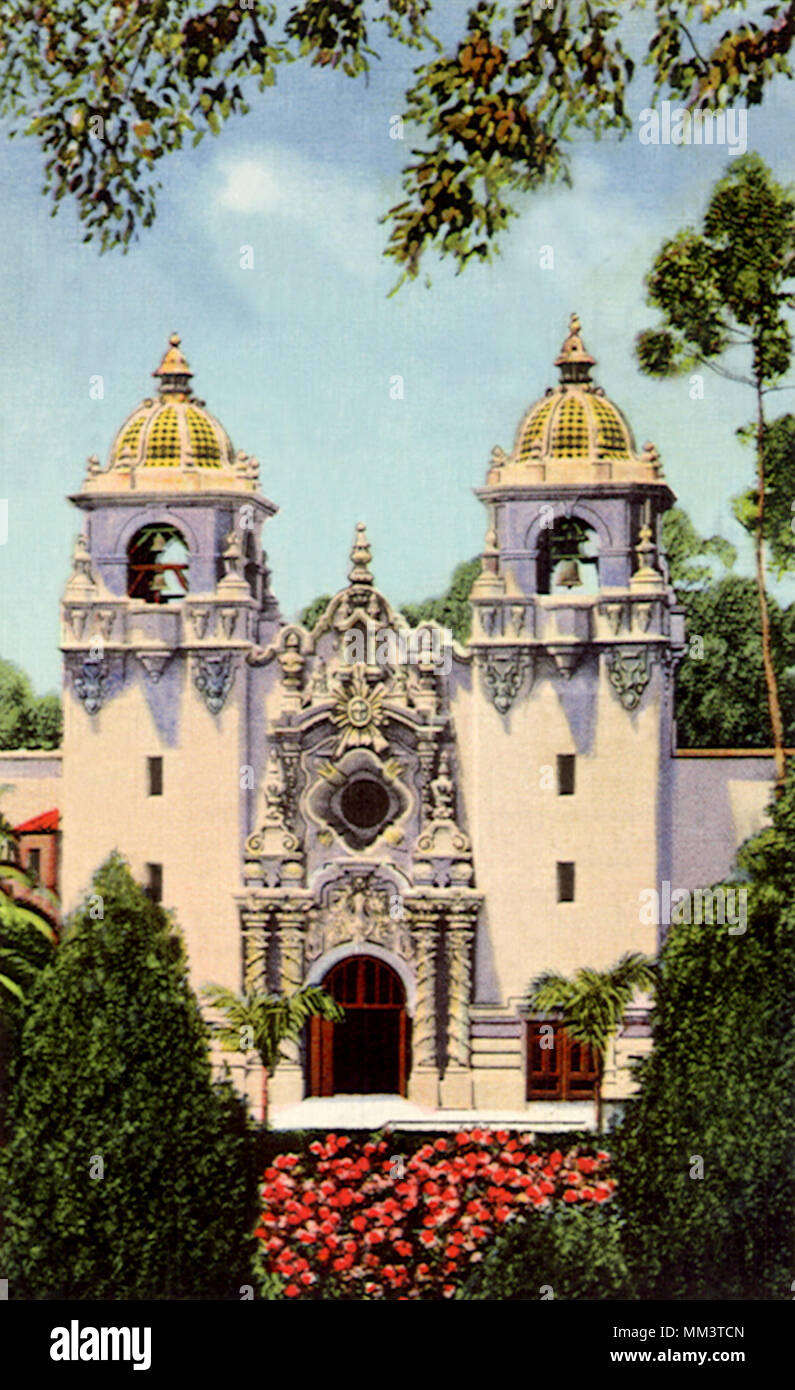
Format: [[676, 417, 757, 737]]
[[527, 953, 655, 1061], [0, 852, 257, 1298], [662, 505, 736, 592], [400, 556, 481, 642], [674, 575, 795, 748], [458, 1202, 633, 1301], [637, 154, 795, 387], [202, 982, 344, 1075], [733, 414, 795, 579], [0, 867, 56, 1143], [300, 594, 333, 630], [527, 953, 655, 1131], [4, 4, 795, 271], [0, 658, 62, 749], [613, 769, 795, 1300]]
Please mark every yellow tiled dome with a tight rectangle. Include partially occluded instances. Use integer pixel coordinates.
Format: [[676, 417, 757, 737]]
[[486, 315, 664, 488], [514, 316, 635, 464], [79, 335, 262, 496], [109, 337, 232, 473]]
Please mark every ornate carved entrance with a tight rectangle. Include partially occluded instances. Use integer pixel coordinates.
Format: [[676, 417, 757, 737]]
[[309, 955, 409, 1097]]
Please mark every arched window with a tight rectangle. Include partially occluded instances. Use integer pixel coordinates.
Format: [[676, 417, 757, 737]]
[[127, 525, 189, 604], [536, 516, 599, 595]]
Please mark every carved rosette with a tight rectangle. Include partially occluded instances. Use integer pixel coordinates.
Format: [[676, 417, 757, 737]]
[[445, 918, 474, 1071]]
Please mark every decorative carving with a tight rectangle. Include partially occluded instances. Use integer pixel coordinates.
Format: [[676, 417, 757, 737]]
[[137, 651, 171, 683], [603, 602, 624, 635], [445, 925, 474, 1071], [73, 657, 107, 715], [330, 665, 388, 755], [246, 746, 301, 857], [478, 650, 531, 714], [193, 652, 235, 714], [412, 922, 438, 1070], [304, 875, 414, 963], [276, 917, 305, 1065], [277, 631, 305, 696], [219, 607, 239, 638], [605, 646, 654, 710], [95, 608, 116, 640], [188, 607, 211, 639], [633, 601, 654, 633], [243, 927, 268, 994]]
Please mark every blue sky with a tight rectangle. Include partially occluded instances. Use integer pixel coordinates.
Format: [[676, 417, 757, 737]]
[[1, 4, 794, 694]]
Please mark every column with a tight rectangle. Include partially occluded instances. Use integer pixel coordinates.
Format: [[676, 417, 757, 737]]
[[269, 906, 306, 1110], [440, 906, 475, 1108], [407, 903, 441, 1108]]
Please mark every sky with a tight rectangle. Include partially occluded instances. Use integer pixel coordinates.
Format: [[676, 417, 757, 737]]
[[1, 3, 794, 695]]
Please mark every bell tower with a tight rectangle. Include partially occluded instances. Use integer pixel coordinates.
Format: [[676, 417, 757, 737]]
[[451, 315, 686, 1113], [60, 335, 280, 989]]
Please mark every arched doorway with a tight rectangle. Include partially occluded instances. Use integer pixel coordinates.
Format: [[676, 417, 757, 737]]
[[309, 956, 409, 1097]]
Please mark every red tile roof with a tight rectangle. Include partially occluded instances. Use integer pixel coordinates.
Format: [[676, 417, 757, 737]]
[[13, 809, 60, 833]]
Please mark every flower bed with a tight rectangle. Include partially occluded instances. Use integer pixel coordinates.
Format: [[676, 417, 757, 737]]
[[254, 1129, 615, 1299]]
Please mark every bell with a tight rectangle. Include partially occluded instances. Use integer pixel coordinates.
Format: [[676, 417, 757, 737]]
[[555, 558, 582, 589]]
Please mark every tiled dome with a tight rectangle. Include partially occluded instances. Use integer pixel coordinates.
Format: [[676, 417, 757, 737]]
[[486, 315, 664, 488], [79, 335, 261, 495]]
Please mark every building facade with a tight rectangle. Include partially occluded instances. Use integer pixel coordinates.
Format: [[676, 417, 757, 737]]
[[2, 320, 778, 1126]]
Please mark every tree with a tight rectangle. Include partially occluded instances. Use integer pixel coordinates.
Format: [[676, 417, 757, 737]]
[[526, 952, 656, 1133], [300, 594, 333, 630], [0, 813, 57, 1143], [733, 412, 795, 579], [0, 658, 62, 750], [0, 852, 257, 1298], [662, 505, 737, 593], [3, 2, 795, 271], [202, 982, 344, 1124], [400, 556, 481, 643], [674, 575, 795, 749], [613, 768, 795, 1299], [637, 154, 795, 789]]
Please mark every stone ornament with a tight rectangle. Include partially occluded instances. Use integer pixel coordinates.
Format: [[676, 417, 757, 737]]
[[73, 657, 107, 715], [304, 875, 414, 964], [478, 649, 532, 714], [605, 646, 654, 710], [193, 652, 235, 714]]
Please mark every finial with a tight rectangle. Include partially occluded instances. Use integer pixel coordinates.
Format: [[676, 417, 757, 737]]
[[348, 522, 373, 586], [153, 332, 194, 396], [555, 312, 596, 384]]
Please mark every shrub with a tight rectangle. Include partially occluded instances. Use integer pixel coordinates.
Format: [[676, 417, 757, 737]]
[[613, 772, 795, 1299], [254, 1130, 616, 1299], [0, 852, 257, 1299], [458, 1201, 633, 1300]]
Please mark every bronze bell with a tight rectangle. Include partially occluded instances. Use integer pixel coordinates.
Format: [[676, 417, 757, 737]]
[[555, 557, 582, 589]]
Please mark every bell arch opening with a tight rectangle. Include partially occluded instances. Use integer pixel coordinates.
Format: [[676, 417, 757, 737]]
[[127, 524, 190, 604], [536, 516, 600, 596]]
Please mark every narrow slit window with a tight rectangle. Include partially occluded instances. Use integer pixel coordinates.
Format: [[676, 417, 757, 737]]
[[557, 754, 576, 796], [148, 756, 163, 797], [557, 862, 575, 902], [145, 863, 163, 904], [27, 847, 41, 881]]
